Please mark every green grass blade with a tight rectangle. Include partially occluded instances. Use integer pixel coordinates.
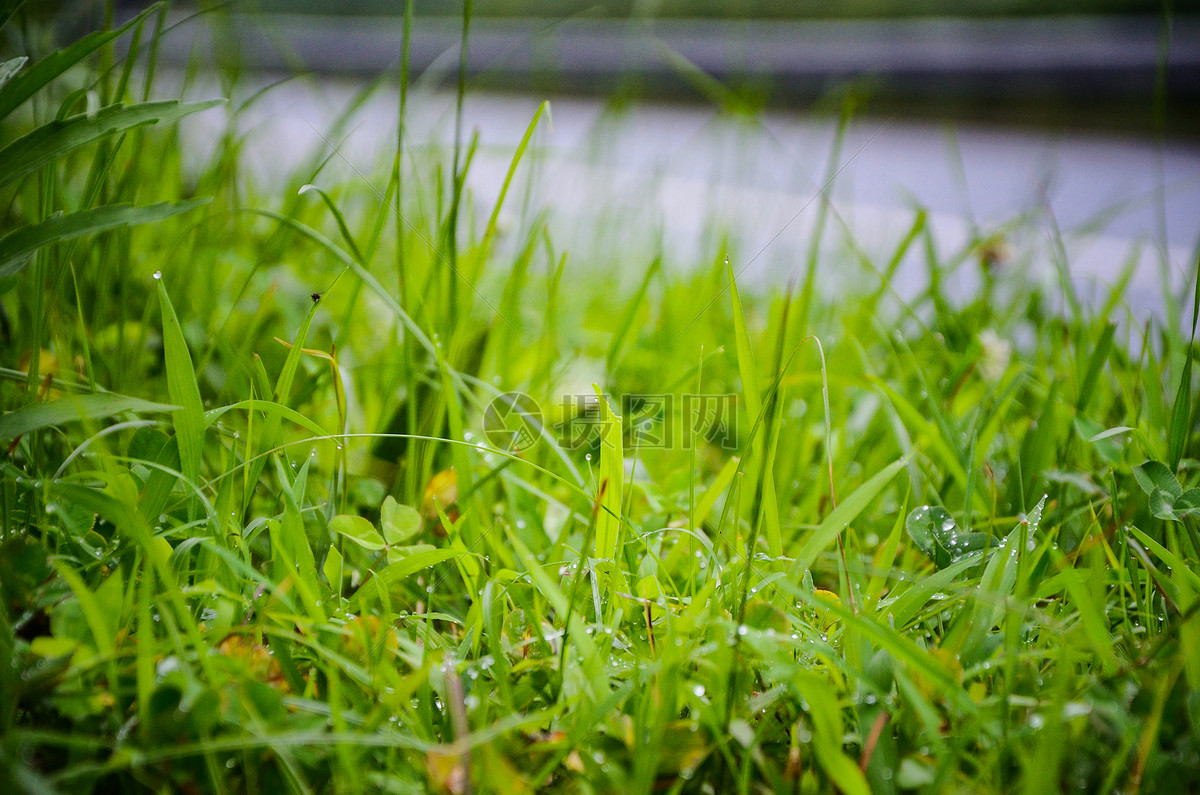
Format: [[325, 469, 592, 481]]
[[0, 199, 209, 278], [593, 385, 624, 562], [728, 256, 761, 422], [1168, 255, 1200, 468], [506, 527, 609, 700], [298, 183, 365, 264], [793, 457, 906, 572], [205, 399, 328, 438], [0, 57, 26, 91], [693, 454, 741, 529], [156, 275, 206, 507], [0, 4, 160, 121], [726, 255, 783, 556], [0, 99, 221, 190], [478, 100, 547, 259], [0, 394, 178, 439], [1076, 322, 1115, 414], [606, 255, 661, 372]]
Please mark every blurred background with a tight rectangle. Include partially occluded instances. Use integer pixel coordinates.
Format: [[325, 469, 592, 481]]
[[102, 0, 1197, 134], [80, 0, 1200, 315]]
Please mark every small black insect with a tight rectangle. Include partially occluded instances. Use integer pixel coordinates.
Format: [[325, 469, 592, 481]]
[[310, 292, 322, 303]]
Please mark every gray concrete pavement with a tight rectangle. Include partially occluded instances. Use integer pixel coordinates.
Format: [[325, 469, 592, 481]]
[[174, 73, 1199, 321]]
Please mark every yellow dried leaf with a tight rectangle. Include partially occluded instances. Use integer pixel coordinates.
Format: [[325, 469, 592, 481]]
[[422, 468, 459, 521], [812, 588, 842, 629]]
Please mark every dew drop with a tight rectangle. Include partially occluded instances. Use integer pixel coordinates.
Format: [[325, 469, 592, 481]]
[[152, 271, 162, 280]]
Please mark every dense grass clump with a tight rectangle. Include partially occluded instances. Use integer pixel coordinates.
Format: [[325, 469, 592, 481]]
[[2, 4, 1199, 793]]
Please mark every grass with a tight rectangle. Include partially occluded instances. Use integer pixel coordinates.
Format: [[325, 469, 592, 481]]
[[2, 2, 1200, 793]]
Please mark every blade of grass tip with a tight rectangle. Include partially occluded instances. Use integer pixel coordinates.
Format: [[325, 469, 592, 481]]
[[138, 3, 168, 105], [299, 183, 365, 265], [1098, 241, 1144, 321], [862, 208, 926, 319], [111, 7, 146, 106], [0, 394, 178, 440], [1044, 205, 1084, 327], [805, 334, 860, 611], [156, 274, 205, 520], [1168, 254, 1200, 469], [478, 100, 549, 264]]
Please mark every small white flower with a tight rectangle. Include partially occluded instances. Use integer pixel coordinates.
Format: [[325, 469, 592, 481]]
[[979, 328, 1012, 383]]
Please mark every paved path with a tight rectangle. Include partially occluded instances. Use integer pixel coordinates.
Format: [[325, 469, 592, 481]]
[[178, 76, 1200, 320], [168, 12, 1200, 101]]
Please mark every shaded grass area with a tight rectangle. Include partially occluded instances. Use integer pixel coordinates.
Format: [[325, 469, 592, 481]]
[[3, 3, 1200, 793]]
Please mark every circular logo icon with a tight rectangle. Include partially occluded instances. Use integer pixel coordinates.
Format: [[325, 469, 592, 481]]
[[483, 392, 542, 453]]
